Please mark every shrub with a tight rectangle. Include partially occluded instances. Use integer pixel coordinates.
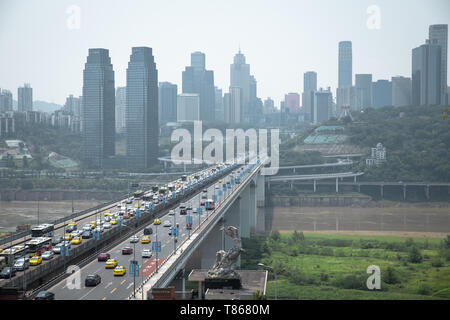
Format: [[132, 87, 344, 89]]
[[431, 257, 443, 268], [417, 284, 432, 295], [407, 246, 423, 263], [320, 272, 329, 282], [384, 266, 400, 284], [333, 274, 366, 290]]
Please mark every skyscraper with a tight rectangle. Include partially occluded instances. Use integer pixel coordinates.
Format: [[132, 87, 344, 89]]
[[182, 51, 215, 121], [0, 89, 13, 112], [263, 97, 275, 114], [230, 50, 250, 123], [18, 83, 33, 112], [372, 80, 392, 108], [284, 93, 300, 114], [355, 74, 373, 109], [82, 48, 115, 168], [177, 94, 200, 121], [115, 87, 126, 133], [338, 41, 352, 88], [304, 71, 317, 92], [429, 24, 448, 105], [412, 40, 441, 105], [126, 47, 159, 169], [214, 87, 224, 122], [313, 88, 332, 124], [225, 86, 242, 124], [159, 82, 177, 123], [391, 76, 412, 107]]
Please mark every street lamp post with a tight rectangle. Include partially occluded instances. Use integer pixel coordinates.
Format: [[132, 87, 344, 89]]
[[121, 223, 138, 298], [258, 263, 277, 300]]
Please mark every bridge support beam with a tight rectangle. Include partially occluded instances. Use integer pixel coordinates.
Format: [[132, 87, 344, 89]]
[[169, 268, 186, 293], [257, 175, 265, 207], [249, 184, 257, 236], [224, 198, 241, 268], [403, 185, 406, 200], [380, 185, 384, 199], [425, 185, 430, 200], [240, 187, 250, 239], [313, 179, 316, 193], [199, 222, 223, 270], [336, 178, 339, 193]]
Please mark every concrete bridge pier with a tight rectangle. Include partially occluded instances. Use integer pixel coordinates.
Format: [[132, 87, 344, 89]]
[[380, 185, 384, 199], [403, 185, 407, 200], [169, 268, 186, 293], [313, 179, 317, 192], [425, 185, 430, 200], [256, 174, 265, 207], [198, 222, 224, 270], [223, 197, 241, 268], [240, 187, 250, 239], [249, 183, 257, 236]]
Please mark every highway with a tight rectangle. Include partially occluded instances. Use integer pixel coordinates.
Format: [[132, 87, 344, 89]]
[[0, 164, 232, 288], [47, 163, 245, 300]]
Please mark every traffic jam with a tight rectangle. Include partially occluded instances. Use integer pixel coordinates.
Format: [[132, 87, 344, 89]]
[[0, 160, 253, 297]]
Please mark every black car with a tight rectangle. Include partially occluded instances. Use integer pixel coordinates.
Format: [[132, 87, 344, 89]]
[[81, 231, 92, 239], [143, 227, 153, 235], [0, 267, 16, 279], [85, 274, 101, 287], [52, 236, 63, 246], [35, 291, 55, 300]]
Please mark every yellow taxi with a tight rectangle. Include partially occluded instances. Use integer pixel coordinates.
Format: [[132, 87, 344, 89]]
[[90, 221, 97, 228], [153, 218, 161, 225], [110, 219, 117, 225], [71, 237, 82, 245], [29, 256, 43, 266], [218, 179, 222, 183], [104, 212, 111, 217], [134, 204, 139, 209], [105, 259, 118, 269], [141, 236, 151, 244], [68, 221, 77, 227], [63, 234, 73, 241], [0, 249, 3, 254], [113, 266, 126, 276]]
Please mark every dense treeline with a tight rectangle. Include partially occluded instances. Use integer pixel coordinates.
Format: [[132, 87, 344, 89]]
[[346, 105, 450, 182]]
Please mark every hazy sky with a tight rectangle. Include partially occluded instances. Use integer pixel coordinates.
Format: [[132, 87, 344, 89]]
[[0, 0, 449, 106]]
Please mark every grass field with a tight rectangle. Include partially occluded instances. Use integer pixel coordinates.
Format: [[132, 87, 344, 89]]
[[241, 232, 450, 300]]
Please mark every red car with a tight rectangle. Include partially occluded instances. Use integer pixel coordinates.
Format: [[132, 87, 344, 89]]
[[122, 247, 133, 255], [97, 253, 110, 262]]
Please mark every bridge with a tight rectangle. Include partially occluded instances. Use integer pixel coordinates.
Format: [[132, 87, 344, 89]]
[[0, 157, 269, 300]]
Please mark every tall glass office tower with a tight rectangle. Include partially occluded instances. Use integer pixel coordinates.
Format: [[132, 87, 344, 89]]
[[82, 48, 115, 168], [429, 24, 448, 104], [338, 41, 353, 88], [126, 47, 158, 169]]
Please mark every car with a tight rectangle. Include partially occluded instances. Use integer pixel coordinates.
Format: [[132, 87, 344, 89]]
[[153, 218, 161, 225], [66, 225, 76, 233], [163, 220, 171, 227], [201, 194, 208, 199], [130, 235, 139, 243], [103, 222, 112, 229], [95, 226, 104, 233], [110, 219, 117, 225], [203, 189, 208, 193], [71, 237, 82, 245], [104, 216, 111, 222], [89, 221, 97, 228], [0, 267, 16, 279], [187, 203, 193, 210], [52, 236, 63, 246], [215, 185, 220, 189], [63, 233, 73, 241], [29, 256, 43, 266], [200, 200, 206, 206], [168, 209, 175, 216], [71, 230, 84, 237], [218, 179, 222, 183], [126, 198, 132, 204], [98, 253, 110, 262], [34, 291, 55, 300], [122, 247, 133, 255], [83, 224, 92, 231], [68, 221, 78, 227], [85, 274, 101, 287], [193, 208, 199, 214], [143, 227, 153, 235], [113, 266, 126, 276], [105, 258, 118, 268], [142, 249, 152, 258], [179, 205, 187, 215], [52, 244, 62, 254], [104, 212, 111, 217], [13, 258, 29, 271], [141, 236, 150, 244], [82, 231, 92, 239], [41, 251, 54, 260]]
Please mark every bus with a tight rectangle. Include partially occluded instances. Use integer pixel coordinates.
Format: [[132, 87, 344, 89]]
[[133, 190, 144, 200], [25, 237, 52, 257], [31, 224, 54, 238], [152, 185, 159, 193], [0, 245, 29, 265], [205, 199, 215, 210], [168, 184, 175, 192]]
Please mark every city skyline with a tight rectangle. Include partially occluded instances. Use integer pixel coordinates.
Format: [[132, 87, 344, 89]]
[[0, 0, 449, 106]]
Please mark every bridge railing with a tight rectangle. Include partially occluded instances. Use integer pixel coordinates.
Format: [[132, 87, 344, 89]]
[[128, 160, 263, 299]]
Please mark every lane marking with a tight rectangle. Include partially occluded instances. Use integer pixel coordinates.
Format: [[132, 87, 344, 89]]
[[110, 287, 117, 294], [105, 282, 113, 289], [120, 279, 126, 285], [102, 297, 107, 300]]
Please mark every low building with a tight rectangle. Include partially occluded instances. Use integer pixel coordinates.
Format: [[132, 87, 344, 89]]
[[366, 142, 387, 167]]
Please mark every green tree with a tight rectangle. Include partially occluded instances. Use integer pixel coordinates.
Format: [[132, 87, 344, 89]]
[[407, 246, 423, 263]]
